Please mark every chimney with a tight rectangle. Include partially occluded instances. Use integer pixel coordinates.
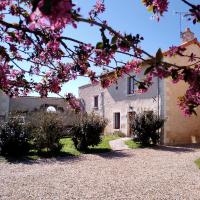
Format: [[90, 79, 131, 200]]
[[181, 28, 195, 43]]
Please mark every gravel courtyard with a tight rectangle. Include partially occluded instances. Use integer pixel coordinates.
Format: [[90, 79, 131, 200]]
[[1, 146, 200, 200]]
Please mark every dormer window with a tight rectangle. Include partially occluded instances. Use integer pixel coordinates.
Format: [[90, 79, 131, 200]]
[[127, 76, 135, 95], [94, 95, 99, 109]]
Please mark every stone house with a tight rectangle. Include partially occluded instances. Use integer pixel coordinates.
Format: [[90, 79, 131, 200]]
[[79, 28, 200, 145]]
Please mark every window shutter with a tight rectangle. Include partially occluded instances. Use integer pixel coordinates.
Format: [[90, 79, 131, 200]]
[[127, 77, 135, 94], [128, 77, 131, 94]]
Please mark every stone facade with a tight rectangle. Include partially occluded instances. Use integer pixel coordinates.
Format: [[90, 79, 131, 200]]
[[79, 38, 200, 145]]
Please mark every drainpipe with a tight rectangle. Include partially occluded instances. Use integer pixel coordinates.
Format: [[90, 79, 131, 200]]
[[157, 77, 165, 145], [157, 77, 160, 117]]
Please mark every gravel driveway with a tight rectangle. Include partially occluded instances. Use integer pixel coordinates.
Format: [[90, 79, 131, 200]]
[[1, 146, 200, 200]]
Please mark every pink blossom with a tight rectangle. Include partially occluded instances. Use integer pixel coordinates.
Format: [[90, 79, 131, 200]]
[[45, 71, 52, 77], [94, 0, 105, 14], [143, 0, 168, 16], [10, 44, 17, 53], [172, 74, 183, 84], [94, 49, 114, 65], [31, 0, 76, 30], [35, 83, 48, 97], [153, 0, 168, 15], [0, 0, 10, 11], [9, 69, 22, 78], [136, 89, 148, 94], [101, 79, 111, 88], [47, 41, 60, 52], [65, 93, 81, 111], [28, 22, 36, 31], [168, 46, 186, 57], [143, 74, 153, 85], [49, 78, 61, 93], [89, 0, 105, 17], [124, 60, 142, 74]]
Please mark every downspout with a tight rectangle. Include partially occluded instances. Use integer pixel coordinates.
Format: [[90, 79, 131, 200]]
[[157, 77, 160, 117]]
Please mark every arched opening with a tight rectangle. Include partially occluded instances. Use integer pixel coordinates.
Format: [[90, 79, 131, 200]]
[[46, 106, 57, 113]]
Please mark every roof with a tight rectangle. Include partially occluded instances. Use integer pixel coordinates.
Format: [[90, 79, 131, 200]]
[[78, 83, 93, 89], [78, 82, 100, 90], [163, 38, 200, 56]]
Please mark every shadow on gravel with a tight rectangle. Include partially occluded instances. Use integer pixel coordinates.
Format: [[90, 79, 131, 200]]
[[152, 144, 200, 153], [0, 148, 133, 164], [96, 150, 132, 159], [82, 148, 111, 154], [0, 152, 82, 165]]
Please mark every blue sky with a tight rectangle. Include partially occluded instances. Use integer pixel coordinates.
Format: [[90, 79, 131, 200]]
[[59, 0, 200, 97], [12, 0, 197, 98]]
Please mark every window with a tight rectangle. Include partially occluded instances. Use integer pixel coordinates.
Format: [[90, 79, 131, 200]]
[[114, 112, 120, 129], [127, 76, 135, 95], [94, 95, 98, 108]]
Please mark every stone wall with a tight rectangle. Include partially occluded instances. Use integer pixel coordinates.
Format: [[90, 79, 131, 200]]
[[9, 96, 69, 113]]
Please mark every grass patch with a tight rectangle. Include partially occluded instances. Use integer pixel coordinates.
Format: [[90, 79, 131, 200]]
[[0, 135, 120, 162], [88, 134, 120, 153], [195, 158, 200, 169], [60, 138, 80, 156], [125, 139, 141, 149], [28, 138, 81, 159], [0, 138, 80, 162]]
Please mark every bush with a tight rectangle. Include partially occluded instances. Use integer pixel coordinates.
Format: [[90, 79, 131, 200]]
[[70, 113, 107, 151], [0, 117, 30, 156], [29, 112, 64, 153], [131, 111, 164, 146]]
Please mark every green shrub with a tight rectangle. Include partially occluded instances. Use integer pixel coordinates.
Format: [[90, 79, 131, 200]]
[[70, 113, 107, 151], [131, 111, 164, 146], [29, 112, 64, 153], [0, 117, 30, 156]]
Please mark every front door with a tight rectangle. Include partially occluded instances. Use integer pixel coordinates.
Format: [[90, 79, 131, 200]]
[[127, 111, 136, 137]]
